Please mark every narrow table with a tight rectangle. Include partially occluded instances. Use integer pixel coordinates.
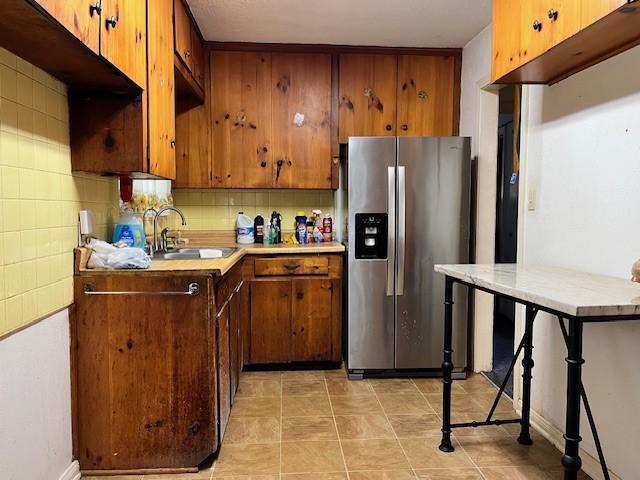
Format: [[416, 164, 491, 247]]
[[434, 264, 640, 480]]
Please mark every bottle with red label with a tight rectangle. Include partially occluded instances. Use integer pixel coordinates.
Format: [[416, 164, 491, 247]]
[[323, 214, 333, 242]]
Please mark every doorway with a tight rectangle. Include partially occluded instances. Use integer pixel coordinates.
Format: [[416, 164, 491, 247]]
[[485, 86, 519, 396]]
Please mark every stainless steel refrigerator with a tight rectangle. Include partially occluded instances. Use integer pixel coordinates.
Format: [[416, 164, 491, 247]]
[[340, 136, 471, 378]]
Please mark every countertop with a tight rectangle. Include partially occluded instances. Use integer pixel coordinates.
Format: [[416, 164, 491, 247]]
[[77, 242, 345, 276], [435, 264, 640, 317]]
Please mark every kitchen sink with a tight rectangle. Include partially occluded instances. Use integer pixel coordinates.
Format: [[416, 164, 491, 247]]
[[154, 247, 237, 260]]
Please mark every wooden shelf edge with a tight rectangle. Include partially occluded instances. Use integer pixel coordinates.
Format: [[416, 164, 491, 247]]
[[175, 54, 205, 107]]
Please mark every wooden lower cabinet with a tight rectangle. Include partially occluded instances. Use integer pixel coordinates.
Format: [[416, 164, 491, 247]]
[[73, 274, 217, 472], [247, 254, 343, 365]]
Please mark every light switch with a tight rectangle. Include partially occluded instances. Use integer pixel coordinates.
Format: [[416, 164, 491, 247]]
[[527, 189, 537, 211]]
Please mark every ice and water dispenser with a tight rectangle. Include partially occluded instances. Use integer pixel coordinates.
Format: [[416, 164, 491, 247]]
[[354, 213, 388, 259]]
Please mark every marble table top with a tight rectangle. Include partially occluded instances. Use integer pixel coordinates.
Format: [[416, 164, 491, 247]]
[[434, 264, 640, 318]]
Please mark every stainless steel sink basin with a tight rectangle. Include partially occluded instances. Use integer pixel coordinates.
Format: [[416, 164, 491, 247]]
[[154, 247, 237, 260]]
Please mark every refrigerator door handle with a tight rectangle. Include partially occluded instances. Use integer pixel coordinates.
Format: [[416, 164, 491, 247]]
[[387, 166, 395, 296], [397, 166, 406, 296]]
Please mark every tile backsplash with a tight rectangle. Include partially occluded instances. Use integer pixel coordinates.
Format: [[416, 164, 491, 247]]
[[0, 48, 119, 337], [171, 188, 335, 231]]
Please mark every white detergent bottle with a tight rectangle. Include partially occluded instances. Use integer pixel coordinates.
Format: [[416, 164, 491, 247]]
[[236, 211, 255, 244]]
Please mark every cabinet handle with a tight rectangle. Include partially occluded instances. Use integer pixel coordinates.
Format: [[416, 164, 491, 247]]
[[385, 124, 392, 131], [284, 263, 301, 270], [400, 124, 408, 131], [89, 1, 102, 16], [532, 20, 542, 32], [276, 159, 284, 180], [185, 49, 192, 58], [170, 139, 176, 148], [547, 9, 558, 21], [105, 16, 118, 29]]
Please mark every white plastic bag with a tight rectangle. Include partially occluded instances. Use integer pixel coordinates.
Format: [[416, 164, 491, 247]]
[[87, 239, 151, 270]]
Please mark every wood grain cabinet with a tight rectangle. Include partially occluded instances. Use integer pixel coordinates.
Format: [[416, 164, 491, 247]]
[[210, 51, 333, 189], [70, 0, 176, 178], [34, 0, 101, 54], [73, 274, 218, 472], [246, 254, 343, 365], [492, 0, 640, 84], [174, 0, 206, 94]]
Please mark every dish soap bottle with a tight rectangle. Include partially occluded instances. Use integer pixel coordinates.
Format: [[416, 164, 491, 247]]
[[112, 209, 145, 248]]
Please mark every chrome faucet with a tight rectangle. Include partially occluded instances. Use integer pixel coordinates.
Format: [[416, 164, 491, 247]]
[[153, 206, 187, 253]]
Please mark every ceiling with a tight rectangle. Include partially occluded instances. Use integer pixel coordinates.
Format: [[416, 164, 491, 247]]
[[187, 0, 492, 48]]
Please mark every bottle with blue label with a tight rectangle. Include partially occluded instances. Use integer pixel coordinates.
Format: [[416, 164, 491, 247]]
[[112, 210, 145, 248]]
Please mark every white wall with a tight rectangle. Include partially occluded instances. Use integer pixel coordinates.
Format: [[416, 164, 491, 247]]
[[517, 45, 640, 480], [0, 309, 78, 480], [460, 25, 498, 371]]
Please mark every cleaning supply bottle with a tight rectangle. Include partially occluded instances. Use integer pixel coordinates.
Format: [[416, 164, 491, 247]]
[[112, 209, 145, 248], [323, 213, 333, 242], [236, 211, 254, 244], [271, 211, 282, 244], [254, 214, 264, 243], [295, 211, 307, 245]]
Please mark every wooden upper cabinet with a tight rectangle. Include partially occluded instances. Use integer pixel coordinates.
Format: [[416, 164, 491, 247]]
[[397, 55, 456, 136], [211, 51, 273, 188], [174, 102, 211, 187], [174, 0, 193, 70], [272, 53, 332, 189], [581, 0, 627, 27], [492, 0, 523, 81], [147, 0, 176, 178], [190, 28, 205, 88], [35, 0, 100, 54], [100, 0, 147, 88], [338, 54, 397, 143]]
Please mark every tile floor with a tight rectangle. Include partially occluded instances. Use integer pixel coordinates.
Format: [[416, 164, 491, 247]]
[[84, 370, 592, 480]]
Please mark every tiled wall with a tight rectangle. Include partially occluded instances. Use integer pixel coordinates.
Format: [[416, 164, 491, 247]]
[[0, 48, 119, 337], [172, 188, 335, 231]]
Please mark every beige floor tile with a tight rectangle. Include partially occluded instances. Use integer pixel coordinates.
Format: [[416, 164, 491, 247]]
[[341, 439, 410, 470], [283, 378, 328, 396], [225, 416, 281, 444], [330, 395, 384, 415], [282, 473, 348, 479], [542, 465, 591, 479], [387, 414, 441, 438], [281, 440, 345, 474], [480, 465, 553, 479], [334, 414, 395, 440], [325, 378, 374, 396], [370, 379, 421, 394], [377, 394, 435, 415], [83, 476, 142, 480], [423, 393, 485, 416], [282, 370, 326, 379], [399, 438, 475, 469], [212, 475, 280, 480], [282, 416, 338, 441], [413, 378, 466, 395], [469, 392, 515, 415], [457, 373, 499, 394], [449, 413, 512, 438], [283, 395, 332, 416], [145, 472, 211, 480], [324, 368, 348, 378], [349, 470, 416, 480], [231, 397, 282, 417], [242, 371, 284, 380], [414, 468, 483, 479], [456, 436, 545, 468], [213, 443, 280, 475], [236, 379, 282, 397]]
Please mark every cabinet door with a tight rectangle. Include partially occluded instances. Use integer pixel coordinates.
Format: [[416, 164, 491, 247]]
[[338, 54, 397, 142], [547, 0, 582, 45], [190, 27, 205, 88], [519, 0, 553, 66], [147, 0, 176, 178], [174, 101, 211, 187], [35, 0, 100, 54], [249, 280, 291, 364], [211, 51, 273, 187], [174, 0, 193, 70], [492, 0, 523, 81], [217, 303, 231, 439], [581, 0, 627, 27], [272, 53, 332, 189], [74, 275, 215, 470], [100, 0, 147, 88], [291, 279, 338, 362], [397, 55, 456, 136], [229, 280, 243, 402]]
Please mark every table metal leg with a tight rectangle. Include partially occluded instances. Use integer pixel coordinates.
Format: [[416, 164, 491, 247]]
[[439, 276, 455, 453], [562, 318, 584, 480], [518, 306, 536, 445]]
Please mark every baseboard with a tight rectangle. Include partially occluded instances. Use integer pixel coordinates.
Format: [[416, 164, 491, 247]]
[[515, 400, 621, 480], [58, 461, 81, 480]]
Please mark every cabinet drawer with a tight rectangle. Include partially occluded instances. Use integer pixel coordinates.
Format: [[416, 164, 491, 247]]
[[254, 257, 329, 276]]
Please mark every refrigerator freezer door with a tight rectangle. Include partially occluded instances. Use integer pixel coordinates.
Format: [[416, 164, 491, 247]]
[[347, 137, 397, 370], [395, 137, 471, 369]]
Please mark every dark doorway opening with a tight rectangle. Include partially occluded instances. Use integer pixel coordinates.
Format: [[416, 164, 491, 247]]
[[485, 86, 519, 397]]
